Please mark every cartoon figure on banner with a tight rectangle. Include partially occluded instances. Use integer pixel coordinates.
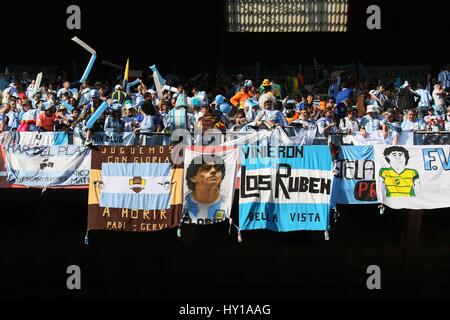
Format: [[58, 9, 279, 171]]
[[184, 156, 228, 224], [379, 146, 420, 197]]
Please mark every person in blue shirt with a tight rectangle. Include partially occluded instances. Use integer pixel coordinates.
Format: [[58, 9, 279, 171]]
[[335, 81, 353, 104]]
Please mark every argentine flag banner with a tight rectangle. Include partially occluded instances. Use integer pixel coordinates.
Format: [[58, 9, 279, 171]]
[[239, 145, 333, 232], [100, 163, 172, 210], [88, 146, 183, 232]]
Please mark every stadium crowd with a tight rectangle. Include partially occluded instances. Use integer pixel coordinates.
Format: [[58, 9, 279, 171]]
[[1, 66, 450, 146]]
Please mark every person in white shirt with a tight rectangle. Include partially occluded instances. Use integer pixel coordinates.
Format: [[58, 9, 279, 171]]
[[432, 84, 446, 115], [359, 105, 383, 137], [415, 83, 433, 118], [401, 109, 426, 132], [339, 106, 360, 134]]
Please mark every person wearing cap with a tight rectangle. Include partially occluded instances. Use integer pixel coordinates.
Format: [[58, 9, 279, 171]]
[[111, 84, 128, 104], [17, 99, 38, 132], [339, 106, 360, 135], [230, 81, 252, 109], [36, 103, 57, 132], [104, 102, 125, 133], [259, 78, 281, 98], [359, 105, 383, 137], [167, 93, 194, 131], [122, 103, 138, 132], [244, 98, 260, 122]]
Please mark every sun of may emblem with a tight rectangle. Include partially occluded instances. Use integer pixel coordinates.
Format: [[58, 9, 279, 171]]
[[129, 176, 146, 193]]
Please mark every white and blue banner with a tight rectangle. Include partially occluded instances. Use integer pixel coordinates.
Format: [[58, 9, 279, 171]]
[[239, 146, 333, 232], [344, 131, 414, 146], [73, 131, 136, 146], [0, 132, 68, 146], [331, 146, 377, 207], [99, 163, 173, 210], [5, 145, 90, 188]]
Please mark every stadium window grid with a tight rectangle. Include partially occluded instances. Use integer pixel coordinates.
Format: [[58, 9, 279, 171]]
[[226, 0, 348, 33]]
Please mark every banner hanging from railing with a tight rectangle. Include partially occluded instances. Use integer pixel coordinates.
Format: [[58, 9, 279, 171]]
[[0, 132, 68, 146], [331, 146, 377, 206], [73, 131, 136, 146], [239, 145, 333, 232], [87, 146, 183, 232], [181, 146, 239, 225], [375, 145, 450, 209], [343, 131, 414, 146], [5, 145, 90, 188]]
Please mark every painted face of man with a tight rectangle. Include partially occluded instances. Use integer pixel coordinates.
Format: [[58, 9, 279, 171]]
[[387, 151, 406, 172], [190, 164, 223, 189]]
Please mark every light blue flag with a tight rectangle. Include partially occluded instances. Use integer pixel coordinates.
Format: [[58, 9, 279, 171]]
[[149, 65, 166, 87], [100, 163, 173, 210], [331, 146, 378, 207], [239, 145, 333, 232]]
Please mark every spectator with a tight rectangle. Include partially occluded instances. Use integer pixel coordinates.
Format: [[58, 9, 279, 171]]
[[401, 109, 426, 132], [360, 105, 383, 137], [36, 103, 57, 132], [339, 106, 359, 134]]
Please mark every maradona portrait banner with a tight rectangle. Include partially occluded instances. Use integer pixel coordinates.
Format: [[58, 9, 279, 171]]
[[88, 146, 183, 232], [182, 146, 239, 225], [239, 145, 333, 232], [375, 145, 450, 209]]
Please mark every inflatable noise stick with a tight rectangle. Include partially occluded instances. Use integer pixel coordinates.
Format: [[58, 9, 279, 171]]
[[126, 78, 141, 93], [84, 101, 109, 130], [72, 37, 97, 83]]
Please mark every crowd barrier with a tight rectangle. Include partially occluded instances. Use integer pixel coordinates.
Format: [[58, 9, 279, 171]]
[[3, 129, 450, 146]]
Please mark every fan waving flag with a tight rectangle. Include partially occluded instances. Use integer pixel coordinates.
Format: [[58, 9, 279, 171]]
[[122, 58, 129, 91]]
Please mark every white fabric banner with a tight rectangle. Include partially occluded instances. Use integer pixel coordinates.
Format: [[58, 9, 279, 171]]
[[374, 145, 450, 209], [5, 145, 91, 188], [0, 132, 68, 146], [344, 131, 414, 146], [73, 132, 136, 146]]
